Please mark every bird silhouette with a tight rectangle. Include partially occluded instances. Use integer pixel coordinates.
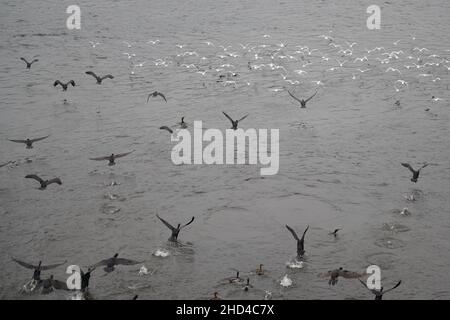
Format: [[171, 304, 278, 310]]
[[54, 80, 75, 91], [147, 91, 167, 102], [222, 112, 248, 130], [156, 214, 195, 242], [9, 135, 49, 149], [288, 91, 317, 108], [25, 175, 62, 190], [285, 225, 309, 258], [401, 163, 428, 183], [85, 71, 114, 84], [20, 57, 38, 69], [89, 151, 134, 166]]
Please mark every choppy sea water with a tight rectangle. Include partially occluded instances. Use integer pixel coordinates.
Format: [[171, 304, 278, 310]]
[[0, 0, 449, 300]]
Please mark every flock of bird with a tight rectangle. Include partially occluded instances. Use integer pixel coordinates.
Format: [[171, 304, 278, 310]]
[[2, 31, 446, 300]]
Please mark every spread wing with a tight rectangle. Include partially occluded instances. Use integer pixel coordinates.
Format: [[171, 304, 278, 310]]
[[383, 280, 402, 294], [69, 80, 76, 86], [31, 59, 39, 64], [53, 80, 62, 87], [157, 92, 167, 102], [40, 260, 67, 270], [115, 151, 134, 158], [12, 257, 37, 270], [358, 279, 372, 292], [301, 225, 309, 241], [101, 74, 114, 81], [288, 91, 303, 104], [339, 270, 362, 279], [114, 258, 141, 266], [30, 135, 49, 143], [80, 267, 95, 277], [238, 114, 249, 122], [25, 174, 44, 184], [9, 139, 27, 144], [85, 71, 99, 79], [51, 278, 69, 290], [401, 163, 415, 173], [156, 214, 176, 231], [147, 92, 155, 102], [89, 156, 110, 161], [47, 178, 62, 186], [91, 258, 111, 268], [285, 225, 300, 241], [222, 111, 235, 124], [181, 216, 195, 229], [20, 57, 29, 64], [305, 91, 317, 103], [419, 163, 429, 170], [159, 126, 173, 134]]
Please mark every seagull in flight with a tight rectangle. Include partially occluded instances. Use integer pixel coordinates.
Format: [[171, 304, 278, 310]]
[[359, 279, 402, 300], [9, 135, 49, 149], [20, 57, 38, 69], [89, 151, 134, 166], [222, 112, 249, 130], [156, 214, 195, 242], [285, 225, 309, 259], [12, 257, 67, 281], [53, 80, 75, 91], [25, 175, 62, 190], [147, 91, 167, 102], [288, 90, 317, 108], [85, 71, 114, 84], [401, 163, 428, 183], [91, 253, 141, 273]]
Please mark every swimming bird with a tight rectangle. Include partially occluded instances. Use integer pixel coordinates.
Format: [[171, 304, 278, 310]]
[[53, 80, 75, 91], [401, 163, 428, 183], [25, 175, 62, 190], [91, 253, 141, 272], [8, 135, 49, 149], [210, 292, 221, 300], [159, 126, 174, 134], [288, 90, 317, 108], [255, 264, 265, 276], [285, 225, 309, 258], [20, 57, 38, 69], [147, 91, 167, 102], [12, 257, 67, 281], [359, 279, 402, 300], [156, 214, 195, 242], [222, 112, 248, 130], [329, 229, 340, 237], [243, 278, 251, 291], [227, 270, 242, 284], [179, 117, 188, 129], [327, 267, 361, 286], [85, 71, 114, 84], [89, 151, 134, 166]]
